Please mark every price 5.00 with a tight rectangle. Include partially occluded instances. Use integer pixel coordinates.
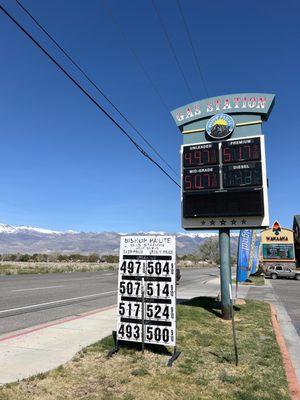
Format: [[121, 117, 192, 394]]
[[146, 326, 171, 343]]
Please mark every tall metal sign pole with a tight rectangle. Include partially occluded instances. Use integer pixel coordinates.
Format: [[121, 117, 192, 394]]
[[171, 93, 275, 319]]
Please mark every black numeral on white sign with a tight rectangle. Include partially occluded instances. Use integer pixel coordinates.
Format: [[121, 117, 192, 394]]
[[117, 236, 176, 347]]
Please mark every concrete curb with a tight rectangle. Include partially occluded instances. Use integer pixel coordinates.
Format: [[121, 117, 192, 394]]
[[270, 303, 300, 400]]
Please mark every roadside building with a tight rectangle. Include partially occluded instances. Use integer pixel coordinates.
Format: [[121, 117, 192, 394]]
[[261, 221, 296, 270], [293, 215, 300, 267]]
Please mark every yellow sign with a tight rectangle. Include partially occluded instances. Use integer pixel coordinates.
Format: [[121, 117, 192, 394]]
[[261, 221, 295, 262], [261, 221, 294, 244]]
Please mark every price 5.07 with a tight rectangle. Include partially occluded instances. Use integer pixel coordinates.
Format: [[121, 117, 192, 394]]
[[119, 281, 141, 296]]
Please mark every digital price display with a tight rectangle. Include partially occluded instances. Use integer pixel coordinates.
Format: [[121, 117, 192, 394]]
[[181, 135, 268, 228], [183, 142, 219, 167], [222, 137, 261, 163], [222, 162, 262, 188], [183, 166, 220, 191], [117, 236, 176, 347]]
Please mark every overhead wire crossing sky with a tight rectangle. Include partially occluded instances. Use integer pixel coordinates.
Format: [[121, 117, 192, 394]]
[[0, 4, 180, 189], [14, 0, 179, 179]]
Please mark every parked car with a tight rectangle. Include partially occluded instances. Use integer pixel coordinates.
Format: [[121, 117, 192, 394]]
[[265, 265, 300, 280], [176, 268, 181, 284]]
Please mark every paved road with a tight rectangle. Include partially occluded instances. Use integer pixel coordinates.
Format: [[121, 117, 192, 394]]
[[0, 268, 218, 335], [269, 278, 300, 335]]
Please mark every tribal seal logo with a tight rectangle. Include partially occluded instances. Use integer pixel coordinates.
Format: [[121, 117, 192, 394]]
[[272, 221, 281, 236], [206, 113, 235, 139]]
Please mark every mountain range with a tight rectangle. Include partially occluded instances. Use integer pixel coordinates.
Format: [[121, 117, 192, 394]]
[[0, 223, 231, 255]]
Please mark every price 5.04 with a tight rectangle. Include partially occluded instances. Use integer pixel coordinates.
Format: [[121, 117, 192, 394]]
[[146, 282, 173, 298], [145, 261, 174, 276]]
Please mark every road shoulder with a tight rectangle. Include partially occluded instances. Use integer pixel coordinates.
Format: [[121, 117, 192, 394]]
[[0, 304, 116, 385]]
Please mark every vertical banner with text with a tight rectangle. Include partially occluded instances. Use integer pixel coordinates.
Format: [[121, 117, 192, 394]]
[[237, 229, 253, 282], [250, 237, 261, 275], [117, 236, 176, 347]]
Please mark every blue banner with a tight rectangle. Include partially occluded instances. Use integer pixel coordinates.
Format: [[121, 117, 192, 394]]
[[250, 238, 261, 275], [237, 229, 253, 282]]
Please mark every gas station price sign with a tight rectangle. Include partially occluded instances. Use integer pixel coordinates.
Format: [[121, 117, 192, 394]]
[[181, 136, 268, 229], [116, 236, 176, 347]]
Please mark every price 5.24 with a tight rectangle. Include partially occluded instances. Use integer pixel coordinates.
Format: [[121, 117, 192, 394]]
[[146, 304, 173, 320]]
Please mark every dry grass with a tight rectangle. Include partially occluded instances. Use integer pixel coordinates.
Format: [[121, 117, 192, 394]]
[[0, 299, 289, 400], [0, 262, 118, 275]]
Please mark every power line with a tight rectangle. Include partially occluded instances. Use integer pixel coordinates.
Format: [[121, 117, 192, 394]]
[[0, 4, 180, 189], [151, 0, 195, 100], [101, 0, 171, 114], [15, 0, 179, 179], [176, 0, 209, 98]]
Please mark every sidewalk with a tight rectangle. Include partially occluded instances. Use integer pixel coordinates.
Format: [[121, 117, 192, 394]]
[[0, 304, 116, 385]]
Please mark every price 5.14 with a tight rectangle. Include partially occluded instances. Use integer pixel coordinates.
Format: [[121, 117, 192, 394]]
[[146, 282, 173, 298]]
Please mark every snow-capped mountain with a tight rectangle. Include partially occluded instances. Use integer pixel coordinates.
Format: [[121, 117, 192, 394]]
[[0, 224, 77, 235], [0, 223, 235, 255]]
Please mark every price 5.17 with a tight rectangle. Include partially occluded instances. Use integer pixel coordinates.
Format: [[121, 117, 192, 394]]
[[119, 301, 141, 318], [146, 282, 173, 298]]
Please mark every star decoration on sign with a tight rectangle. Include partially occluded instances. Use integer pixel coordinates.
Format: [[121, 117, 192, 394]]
[[210, 220, 215, 226], [241, 219, 247, 224], [231, 219, 237, 225], [220, 219, 226, 226], [201, 220, 206, 225]]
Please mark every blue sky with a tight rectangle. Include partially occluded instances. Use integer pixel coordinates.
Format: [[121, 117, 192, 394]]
[[0, 0, 299, 232]]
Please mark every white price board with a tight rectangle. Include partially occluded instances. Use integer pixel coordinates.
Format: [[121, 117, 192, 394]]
[[117, 236, 176, 347]]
